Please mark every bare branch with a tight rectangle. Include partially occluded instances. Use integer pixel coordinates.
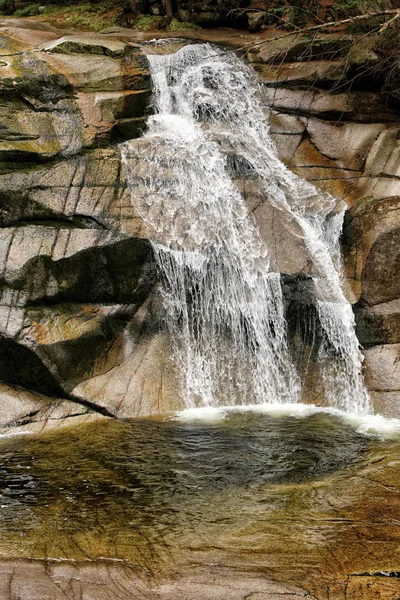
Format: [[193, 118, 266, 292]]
[[234, 9, 400, 54], [378, 10, 400, 33]]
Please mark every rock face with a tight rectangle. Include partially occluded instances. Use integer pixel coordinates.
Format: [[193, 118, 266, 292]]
[[0, 561, 310, 600], [0, 22, 399, 426], [0, 26, 163, 429], [248, 35, 400, 416]]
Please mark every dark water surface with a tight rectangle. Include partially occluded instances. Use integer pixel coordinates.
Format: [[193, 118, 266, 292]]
[[0, 412, 399, 597], [0, 413, 367, 531]]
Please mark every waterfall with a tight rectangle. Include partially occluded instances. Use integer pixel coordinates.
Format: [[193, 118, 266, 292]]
[[121, 43, 371, 415]]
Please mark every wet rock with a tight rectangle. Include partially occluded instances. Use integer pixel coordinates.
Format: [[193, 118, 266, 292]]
[[0, 560, 310, 600], [0, 22, 398, 419], [269, 112, 305, 164], [356, 299, 400, 346], [73, 330, 182, 418], [44, 35, 128, 58], [364, 344, 400, 392], [342, 196, 400, 304], [370, 391, 400, 419], [0, 381, 104, 434], [252, 198, 313, 275]]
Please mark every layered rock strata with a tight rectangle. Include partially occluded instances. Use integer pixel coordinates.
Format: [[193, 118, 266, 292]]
[[0, 22, 398, 427]]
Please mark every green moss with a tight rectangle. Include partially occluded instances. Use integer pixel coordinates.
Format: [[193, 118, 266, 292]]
[[131, 14, 164, 30], [130, 15, 201, 32], [11, 0, 120, 31], [333, 0, 363, 16], [13, 3, 41, 16], [168, 18, 201, 31], [3, 0, 203, 32]]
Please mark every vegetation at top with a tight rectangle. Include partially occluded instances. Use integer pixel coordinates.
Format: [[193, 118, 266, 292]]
[[0, 0, 398, 30], [0, 0, 398, 101]]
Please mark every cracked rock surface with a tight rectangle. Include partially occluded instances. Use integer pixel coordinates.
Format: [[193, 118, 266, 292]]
[[0, 21, 399, 426]]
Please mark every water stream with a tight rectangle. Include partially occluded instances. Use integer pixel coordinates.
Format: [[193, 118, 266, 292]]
[[121, 43, 371, 415], [0, 411, 399, 598]]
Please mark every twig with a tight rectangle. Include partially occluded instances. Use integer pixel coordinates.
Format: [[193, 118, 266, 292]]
[[378, 10, 400, 34], [233, 9, 400, 54]]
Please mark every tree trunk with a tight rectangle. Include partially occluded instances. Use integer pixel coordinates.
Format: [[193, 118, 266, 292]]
[[165, 0, 174, 19], [129, 0, 150, 15]]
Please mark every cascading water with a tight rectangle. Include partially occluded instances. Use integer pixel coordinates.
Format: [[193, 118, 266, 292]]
[[121, 42, 371, 415]]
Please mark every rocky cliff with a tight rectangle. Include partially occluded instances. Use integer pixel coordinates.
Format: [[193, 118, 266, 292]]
[[0, 20, 398, 431]]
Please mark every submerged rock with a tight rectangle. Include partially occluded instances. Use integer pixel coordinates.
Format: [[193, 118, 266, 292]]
[[0, 414, 398, 598]]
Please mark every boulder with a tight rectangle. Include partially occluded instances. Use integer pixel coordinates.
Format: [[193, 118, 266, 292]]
[[356, 299, 400, 346], [370, 391, 400, 419], [0, 234, 155, 396], [363, 227, 400, 306], [306, 119, 389, 172], [249, 34, 374, 66], [0, 52, 84, 165], [342, 196, 400, 304], [248, 11, 267, 33], [45, 53, 125, 92], [269, 111, 305, 164], [364, 126, 400, 178], [0, 31, 151, 160]]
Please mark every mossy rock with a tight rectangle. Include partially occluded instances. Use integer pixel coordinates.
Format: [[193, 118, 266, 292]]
[[46, 36, 127, 58], [169, 18, 201, 31]]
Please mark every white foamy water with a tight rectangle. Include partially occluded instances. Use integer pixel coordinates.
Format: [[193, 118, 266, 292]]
[[175, 404, 400, 441], [121, 43, 371, 415]]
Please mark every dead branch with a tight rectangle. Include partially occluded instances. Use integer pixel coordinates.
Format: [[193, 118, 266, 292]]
[[378, 10, 400, 34], [234, 8, 400, 54]]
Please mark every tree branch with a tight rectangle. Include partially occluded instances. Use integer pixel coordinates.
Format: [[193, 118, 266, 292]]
[[378, 10, 400, 34], [234, 9, 400, 54]]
